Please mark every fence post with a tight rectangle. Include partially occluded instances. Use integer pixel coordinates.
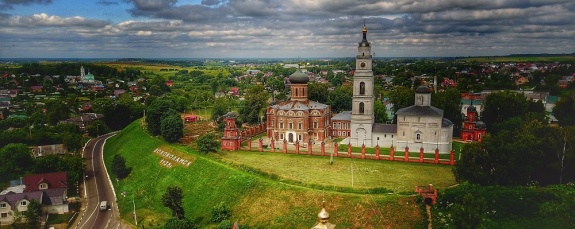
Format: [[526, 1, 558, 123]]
[[375, 144, 380, 160], [419, 147, 424, 162], [404, 147, 409, 162]]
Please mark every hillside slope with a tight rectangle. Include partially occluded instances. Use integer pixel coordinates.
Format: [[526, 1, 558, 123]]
[[104, 121, 426, 228]]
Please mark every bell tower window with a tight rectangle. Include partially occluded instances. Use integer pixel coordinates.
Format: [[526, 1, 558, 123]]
[[359, 102, 365, 114], [360, 82, 365, 95]]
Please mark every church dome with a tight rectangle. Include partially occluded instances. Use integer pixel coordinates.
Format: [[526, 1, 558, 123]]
[[467, 105, 477, 112], [476, 121, 486, 129], [289, 68, 309, 84], [415, 86, 431, 94]]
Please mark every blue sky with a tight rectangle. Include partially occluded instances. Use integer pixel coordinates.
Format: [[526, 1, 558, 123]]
[[1, 0, 574, 58]]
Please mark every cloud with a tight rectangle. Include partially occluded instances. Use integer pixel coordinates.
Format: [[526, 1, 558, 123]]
[[97, 1, 119, 5], [0, 0, 51, 9], [201, 0, 224, 6], [2, 0, 575, 58], [3, 13, 110, 27], [132, 0, 177, 11]]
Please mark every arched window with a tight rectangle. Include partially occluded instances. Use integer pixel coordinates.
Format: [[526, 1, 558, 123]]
[[360, 82, 365, 95], [478, 133, 482, 139], [359, 102, 365, 114], [416, 134, 421, 140]]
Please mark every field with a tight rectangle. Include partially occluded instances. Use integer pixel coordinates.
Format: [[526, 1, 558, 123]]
[[95, 61, 235, 78], [464, 55, 575, 63], [104, 121, 452, 228], [215, 151, 456, 193]]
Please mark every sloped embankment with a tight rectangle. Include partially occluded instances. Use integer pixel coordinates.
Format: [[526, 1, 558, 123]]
[[104, 121, 425, 228]]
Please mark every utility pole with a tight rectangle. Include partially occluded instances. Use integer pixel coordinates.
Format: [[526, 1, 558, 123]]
[[133, 195, 137, 226]]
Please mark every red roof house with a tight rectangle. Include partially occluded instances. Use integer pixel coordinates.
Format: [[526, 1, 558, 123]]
[[23, 171, 67, 192]]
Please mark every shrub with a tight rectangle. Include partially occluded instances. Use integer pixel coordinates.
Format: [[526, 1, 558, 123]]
[[211, 202, 231, 223]]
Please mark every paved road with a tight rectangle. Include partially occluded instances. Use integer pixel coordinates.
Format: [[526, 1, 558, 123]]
[[74, 133, 131, 229]]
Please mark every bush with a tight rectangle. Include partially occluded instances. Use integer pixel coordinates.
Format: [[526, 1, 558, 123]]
[[196, 133, 219, 154], [217, 220, 233, 229], [211, 202, 231, 223], [112, 155, 132, 179]]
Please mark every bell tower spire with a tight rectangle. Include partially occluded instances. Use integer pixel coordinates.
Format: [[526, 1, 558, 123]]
[[350, 22, 375, 147]]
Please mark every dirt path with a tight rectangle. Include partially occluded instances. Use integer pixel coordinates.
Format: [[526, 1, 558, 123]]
[[426, 204, 433, 229]]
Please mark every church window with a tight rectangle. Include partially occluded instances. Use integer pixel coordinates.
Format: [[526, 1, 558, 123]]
[[280, 122, 284, 129], [314, 121, 318, 128], [227, 121, 230, 126], [384, 134, 387, 138], [377, 137, 380, 140], [359, 102, 365, 114], [478, 134, 482, 139], [343, 132, 346, 136], [298, 135, 302, 141], [403, 116, 406, 121], [280, 134, 284, 140], [289, 122, 293, 129], [360, 82, 365, 95], [298, 123, 302, 129], [416, 134, 421, 140], [391, 135, 394, 138], [435, 131, 437, 135], [403, 131, 405, 136], [418, 117, 420, 122]]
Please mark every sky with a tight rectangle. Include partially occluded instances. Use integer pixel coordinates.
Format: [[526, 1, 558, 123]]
[[0, 0, 574, 59]]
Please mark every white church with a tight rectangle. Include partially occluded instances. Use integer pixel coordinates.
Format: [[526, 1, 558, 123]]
[[341, 25, 453, 153]]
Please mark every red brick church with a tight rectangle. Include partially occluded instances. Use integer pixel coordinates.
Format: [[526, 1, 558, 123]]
[[461, 102, 486, 142], [265, 66, 332, 145]]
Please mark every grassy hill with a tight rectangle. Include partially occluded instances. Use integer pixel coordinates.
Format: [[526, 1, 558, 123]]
[[104, 121, 456, 228]]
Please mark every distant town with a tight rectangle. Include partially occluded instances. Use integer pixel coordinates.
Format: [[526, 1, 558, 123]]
[[1, 51, 574, 228]]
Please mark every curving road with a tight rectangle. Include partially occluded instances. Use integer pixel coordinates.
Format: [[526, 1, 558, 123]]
[[74, 133, 131, 229]]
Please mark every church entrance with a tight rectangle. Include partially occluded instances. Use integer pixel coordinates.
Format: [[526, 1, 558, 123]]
[[357, 128, 366, 145]]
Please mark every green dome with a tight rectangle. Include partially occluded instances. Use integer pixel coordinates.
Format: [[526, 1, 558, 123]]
[[289, 68, 309, 84]]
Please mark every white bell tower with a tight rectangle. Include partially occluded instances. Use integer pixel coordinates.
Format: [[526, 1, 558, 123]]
[[350, 23, 375, 147]]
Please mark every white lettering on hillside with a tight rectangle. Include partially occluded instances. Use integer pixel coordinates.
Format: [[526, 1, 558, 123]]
[[153, 148, 192, 167]]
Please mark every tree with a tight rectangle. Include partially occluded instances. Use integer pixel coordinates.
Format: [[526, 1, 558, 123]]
[[388, 86, 414, 122], [112, 155, 131, 179], [553, 92, 575, 127], [327, 85, 352, 113], [239, 85, 268, 124], [162, 186, 185, 219], [62, 133, 83, 153], [482, 91, 529, 133], [453, 143, 491, 185], [452, 193, 487, 229], [86, 120, 111, 137], [24, 199, 43, 229], [146, 98, 178, 136], [431, 88, 462, 136], [374, 99, 388, 123], [161, 110, 184, 143], [307, 82, 329, 103], [196, 133, 219, 154], [212, 98, 230, 122], [164, 217, 196, 229], [0, 143, 35, 183]]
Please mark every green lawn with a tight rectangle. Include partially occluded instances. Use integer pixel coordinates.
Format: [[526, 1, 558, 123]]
[[216, 151, 456, 193]]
